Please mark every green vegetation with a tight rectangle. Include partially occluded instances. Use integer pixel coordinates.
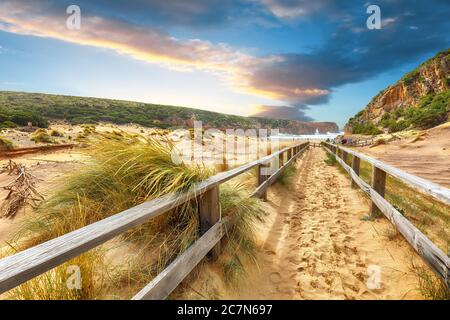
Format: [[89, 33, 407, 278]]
[[379, 90, 450, 131], [347, 48, 450, 134], [0, 91, 305, 131], [348, 89, 450, 134], [401, 48, 450, 86], [0, 136, 15, 151], [30, 129, 54, 144], [9, 133, 266, 299], [49, 129, 63, 137], [402, 90, 450, 129], [356, 159, 449, 253], [0, 106, 48, 129], [335, 153, 449, 298], [351, 122, 383, 135], [277, 163, 297, 185], [324, 153, 337, 165], [411, 260, 450, 300], [219, 179, 266, 284]]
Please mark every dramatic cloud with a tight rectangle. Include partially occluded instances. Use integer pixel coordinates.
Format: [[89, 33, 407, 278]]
[[0, 0, 449, 121], [0, 0, 267, 83], [252, 105, 314, 121]]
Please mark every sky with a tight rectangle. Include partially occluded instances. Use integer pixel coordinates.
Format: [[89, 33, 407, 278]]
[[0, 1, 449, 128]]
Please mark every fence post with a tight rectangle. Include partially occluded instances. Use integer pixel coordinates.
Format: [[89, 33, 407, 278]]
[[351, 155, 360, 188], [342, 150, 348, 164], [279, 152, 284, 168], [198, 186, 221, 259], [257, 162, 269, 201], [287, 148, 292, 160], [370, 166, 386, 217]]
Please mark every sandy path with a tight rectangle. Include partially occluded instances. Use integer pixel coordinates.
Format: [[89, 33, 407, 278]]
[[0, 150, 88, 245], [231, 148, 422, 300]]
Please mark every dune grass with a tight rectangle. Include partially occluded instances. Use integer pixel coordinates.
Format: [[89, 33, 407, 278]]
[[0, 136, 14, 151], [31, 129, 54, 144], [276, 163, 297, 186], [324, 153, 337, 166], [8, 131, 267, 299], [335, 152, 449, 298], [219, 179, 267, 284], [353, 157, 450, 253]]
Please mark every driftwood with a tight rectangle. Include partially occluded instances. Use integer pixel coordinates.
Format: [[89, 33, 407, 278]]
[[0, 161, 44, 218], [0, 143, 307, 296]]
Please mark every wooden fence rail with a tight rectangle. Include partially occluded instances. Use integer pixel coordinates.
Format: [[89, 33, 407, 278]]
[[322, 142, 450, 287], [0, 141, 309, 298]]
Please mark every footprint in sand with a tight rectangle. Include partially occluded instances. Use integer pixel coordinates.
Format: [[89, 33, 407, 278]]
[[269, 272, 282, 284]]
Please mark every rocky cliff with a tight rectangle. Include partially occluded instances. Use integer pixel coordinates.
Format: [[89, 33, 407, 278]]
[[345, 49, 450, 134]]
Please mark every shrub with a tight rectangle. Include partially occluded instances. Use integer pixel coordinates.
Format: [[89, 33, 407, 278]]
[[219, 180, 266, 283], [31, 129, 54, 143], [1, 121, 18, 128], [49, 129, 63, 137], [388, 120, 409, 133], [405, 91, 450, 129], [352, 122, 383, 135], [0, 136, 15, 151], [324, 153, 337, 165], [277, 163, 297, 185]]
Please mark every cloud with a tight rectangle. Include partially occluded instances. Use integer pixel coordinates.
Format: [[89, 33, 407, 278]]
[[259, 0, 331, 19], [0, 0, 449, 122], [73, 0, 240, 28], [252, 105, 314, 121], [242, 0, 450, 107], [0, 1, 261, 73]]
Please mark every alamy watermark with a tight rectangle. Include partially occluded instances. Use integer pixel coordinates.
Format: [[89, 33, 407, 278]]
[[366, 5, 382, 30], [170, 121, 283, 175], [66, 5, 81, 30], [66, 265, 82, 290]]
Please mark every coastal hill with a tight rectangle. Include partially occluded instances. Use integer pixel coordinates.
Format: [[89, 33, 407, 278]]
[[345, 49, 449, 134], [0, 91, 338, 135]]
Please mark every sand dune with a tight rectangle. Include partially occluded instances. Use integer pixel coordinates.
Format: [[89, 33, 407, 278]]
[[357, 123, 450, 188]]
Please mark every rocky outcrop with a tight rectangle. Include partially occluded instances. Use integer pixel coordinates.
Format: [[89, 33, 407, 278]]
[[345, 49, 449, 133]]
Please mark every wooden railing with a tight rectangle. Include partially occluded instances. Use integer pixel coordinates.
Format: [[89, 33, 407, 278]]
[[0, 142, 309, 299], [322, 142, 450, 287]]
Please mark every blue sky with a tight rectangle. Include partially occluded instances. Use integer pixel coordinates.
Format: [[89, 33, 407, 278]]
[[0, 1, 449, 128]]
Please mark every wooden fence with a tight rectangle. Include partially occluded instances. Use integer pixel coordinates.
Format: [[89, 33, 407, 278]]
[[322, 142, 450, 287], [0, 142, 309, 299]]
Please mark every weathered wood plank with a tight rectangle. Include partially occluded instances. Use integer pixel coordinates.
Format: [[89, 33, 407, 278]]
[[331, 144, 450, 205], [351, 155, 360, 188], [322, 144, 450, 287], [257, 163, 270, 201], [198, 186, 221, 259], [0, 142, 308, 294], [371, 166, 386, 216], [132, 219, 227, 300], [252, 144, 308, 199]]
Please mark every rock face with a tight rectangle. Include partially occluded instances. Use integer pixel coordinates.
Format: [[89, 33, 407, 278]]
[[345, 49, 449, 133]]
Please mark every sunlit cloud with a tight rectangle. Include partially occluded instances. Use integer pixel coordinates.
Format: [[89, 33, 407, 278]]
[[0, 0, 331, 107], [0, 0, 448, 123]]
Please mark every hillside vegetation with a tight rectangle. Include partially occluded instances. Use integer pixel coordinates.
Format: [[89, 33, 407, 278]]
[[0, 91, 338, 134], [346, 49, 450, 135]]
